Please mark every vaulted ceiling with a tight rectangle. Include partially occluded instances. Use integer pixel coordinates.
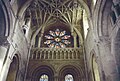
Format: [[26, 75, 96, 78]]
[[25, 0, 84, 30], [21, 0, 91, 44]]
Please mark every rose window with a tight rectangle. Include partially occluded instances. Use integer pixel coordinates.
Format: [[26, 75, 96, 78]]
[[44, 29, 71, 48]]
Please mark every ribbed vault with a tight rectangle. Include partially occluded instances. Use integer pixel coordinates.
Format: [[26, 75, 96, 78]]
[[23, 0, 89, 46]]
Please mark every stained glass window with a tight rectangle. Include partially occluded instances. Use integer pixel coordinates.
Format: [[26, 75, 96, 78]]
[[65, 74, 73, 81], [44, 29, 71, 48], [40, 74, 48, 81]]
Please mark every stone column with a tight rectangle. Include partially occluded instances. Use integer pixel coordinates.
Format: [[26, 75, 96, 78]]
[[72, 51, 74, 59], [98, 37, 120, 81], [0, 36, 11, 81], [52, 51, 54, 59], [40, 51, 42, 59], [74, 35, 77, 48], [48, 51, 50, 59], [112, 30, 120, 80], [54, 74, 59, 81], [0, 36, 10, 72], [68, 51, 70, 59], [72, 32, 77, 48], [38, 32, 43, 47]]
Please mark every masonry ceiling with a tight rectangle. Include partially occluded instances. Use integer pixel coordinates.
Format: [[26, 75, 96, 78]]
[[25, 0, 86, 31]]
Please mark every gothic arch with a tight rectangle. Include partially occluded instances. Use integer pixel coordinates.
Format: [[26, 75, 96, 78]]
[[17, 0, 33, 18], [31, 65, 55, 81], [91, 0, 113, 40], [6, 54, 19, 81], [97, 0, 112, 37]]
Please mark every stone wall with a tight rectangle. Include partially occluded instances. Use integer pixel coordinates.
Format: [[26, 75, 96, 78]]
[[85, 0, 120, 81], [0, 0, 31, 81]]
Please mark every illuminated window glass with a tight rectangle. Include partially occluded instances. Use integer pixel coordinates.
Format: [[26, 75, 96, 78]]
[[40, 74, 48, 81], [44, 29, 71, 48], [65, 74, 73, 81]]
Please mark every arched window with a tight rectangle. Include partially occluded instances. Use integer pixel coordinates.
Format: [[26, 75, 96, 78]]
[[65, 74, 74, 81], [40, 74, 48, 81]]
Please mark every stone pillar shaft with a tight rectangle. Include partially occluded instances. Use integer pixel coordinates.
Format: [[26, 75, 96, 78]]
[[98, 37, 120, 81]]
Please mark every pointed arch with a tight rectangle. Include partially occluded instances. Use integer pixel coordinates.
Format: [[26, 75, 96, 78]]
[[94, 0, 113, 38], [6, 54, 19, 81]]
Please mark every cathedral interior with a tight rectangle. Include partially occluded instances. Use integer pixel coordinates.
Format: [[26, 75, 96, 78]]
[[0, 0, 120, 81]]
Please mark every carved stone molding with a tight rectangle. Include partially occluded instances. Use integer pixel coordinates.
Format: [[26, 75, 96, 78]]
[[31, 48, 83, 60]]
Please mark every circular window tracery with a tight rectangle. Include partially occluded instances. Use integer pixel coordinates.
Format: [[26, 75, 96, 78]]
[[44, 29, 71, 48]]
